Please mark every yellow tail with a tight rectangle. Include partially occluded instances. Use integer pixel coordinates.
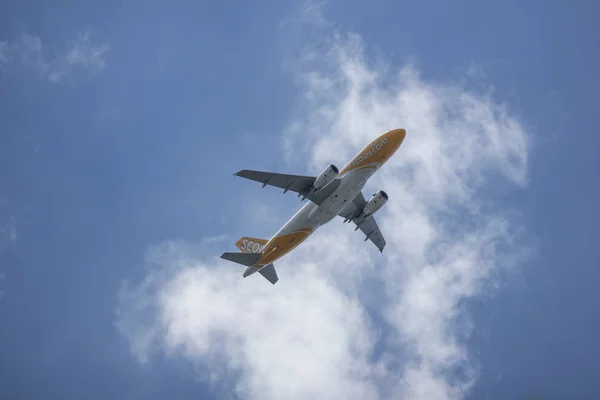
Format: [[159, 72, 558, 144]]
[[235, 237, 268, 254]]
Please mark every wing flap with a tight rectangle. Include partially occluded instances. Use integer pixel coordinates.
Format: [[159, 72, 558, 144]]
[[338, 192, 387, 252], [234, 169, 314, 194], [233, 169, 339, 205], [355, 215, 386, 252]]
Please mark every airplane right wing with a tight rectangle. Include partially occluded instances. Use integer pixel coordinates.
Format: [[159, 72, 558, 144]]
[[353, 215, 386, 253], [233, 169, 339, 205], [338, 192, 387, 253]]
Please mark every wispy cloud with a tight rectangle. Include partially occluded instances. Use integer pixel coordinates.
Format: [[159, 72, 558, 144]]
[[0, 212, 16, 301], [0, 41, 9, 66], [0, 216, 16, 252], [115, 4, 533, 400], [0, 31, 109, 83]]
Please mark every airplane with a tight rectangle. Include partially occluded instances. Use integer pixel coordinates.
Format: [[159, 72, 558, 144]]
[[220, 128, 407, 284]]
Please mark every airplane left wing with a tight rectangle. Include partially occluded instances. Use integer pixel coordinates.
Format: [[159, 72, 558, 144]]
[[233, 169, 339, 205], [338, 192, 387, 252]]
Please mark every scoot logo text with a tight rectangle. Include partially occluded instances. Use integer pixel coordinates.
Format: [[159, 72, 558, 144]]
[[351, 137, 388, 167], [240, 239, 265, 253]]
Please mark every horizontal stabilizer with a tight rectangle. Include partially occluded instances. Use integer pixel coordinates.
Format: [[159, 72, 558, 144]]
[[220, 252, 261, 266], [258, 263, 278, 284]]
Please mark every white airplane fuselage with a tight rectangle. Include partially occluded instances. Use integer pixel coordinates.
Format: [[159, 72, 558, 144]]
[[276, 166, 371, 237]]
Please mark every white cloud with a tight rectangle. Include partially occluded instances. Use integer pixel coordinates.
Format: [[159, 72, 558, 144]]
[[0, 41, 9, 66], [115, 4, 532, 400], [116, 238, 380, 400], [0, 31, 109, 83], [51, 32, 109, 82], [0, 216, 16, 251]]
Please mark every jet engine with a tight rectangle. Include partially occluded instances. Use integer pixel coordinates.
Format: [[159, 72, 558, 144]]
[[312, 164, 339, 190], [362, 190, 388, 216]]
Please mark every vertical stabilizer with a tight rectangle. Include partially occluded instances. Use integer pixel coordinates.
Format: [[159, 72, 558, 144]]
[[235, 237, 269, 254]]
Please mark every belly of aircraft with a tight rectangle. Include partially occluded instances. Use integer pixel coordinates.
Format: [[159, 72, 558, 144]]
[[259, 169, 373, 265], [307, 171, 369, 224]]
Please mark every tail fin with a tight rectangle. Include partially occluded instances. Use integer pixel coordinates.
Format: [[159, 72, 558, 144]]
[[235, 237, 268, 254], [224, 237, 279, 285]]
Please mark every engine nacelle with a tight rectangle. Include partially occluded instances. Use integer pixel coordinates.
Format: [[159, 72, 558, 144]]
[[312, 164, 339, 190], [362, 190, 388, 216]]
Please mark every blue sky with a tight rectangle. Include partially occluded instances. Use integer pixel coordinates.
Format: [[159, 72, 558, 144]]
[[1, 1, 599, 399]]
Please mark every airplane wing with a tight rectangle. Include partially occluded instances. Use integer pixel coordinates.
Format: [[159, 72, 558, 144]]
[[338, 192, 387, 252], [338, 192, 368, 220], [233, 169, 339, 205]]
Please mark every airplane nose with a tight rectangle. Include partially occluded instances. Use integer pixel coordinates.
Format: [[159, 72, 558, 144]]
[[396, 128, 406, 142], [389, 128, 406, 148]]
